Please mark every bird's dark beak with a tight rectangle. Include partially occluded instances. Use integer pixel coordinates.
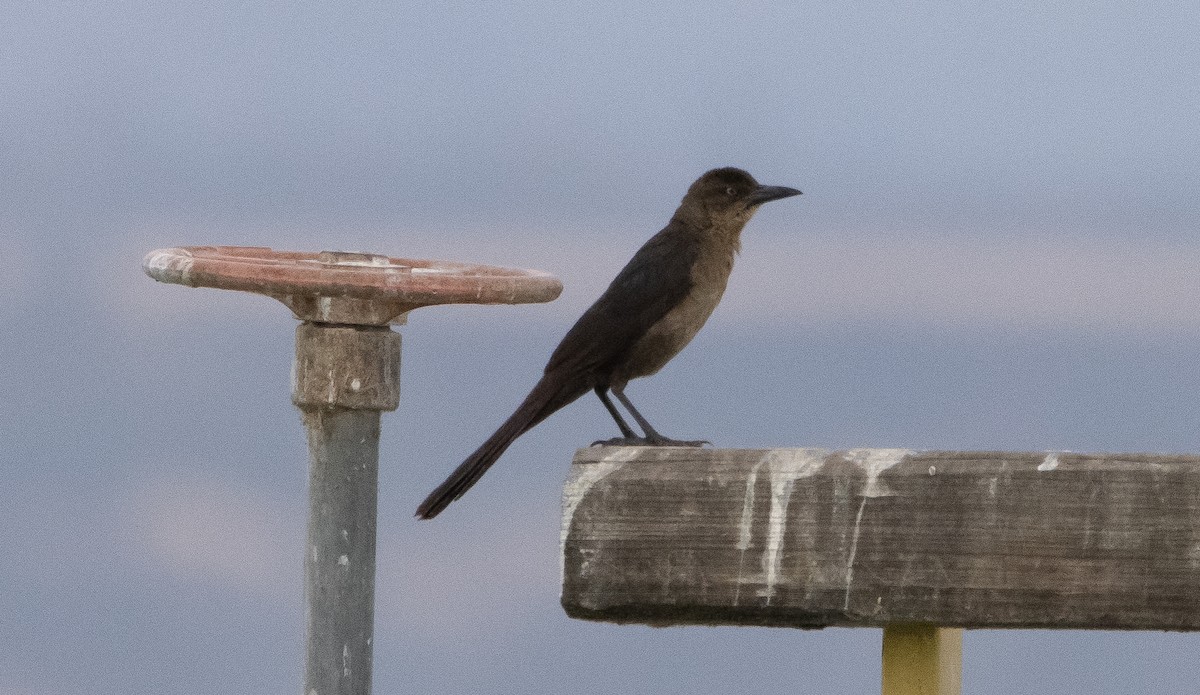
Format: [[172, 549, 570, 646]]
[[747, 185, 802, 207]]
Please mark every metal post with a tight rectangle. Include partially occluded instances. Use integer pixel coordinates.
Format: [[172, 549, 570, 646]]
[[143, 245, 561, 693], [881, 625, 963, 695], [293, 323, 401, 695]]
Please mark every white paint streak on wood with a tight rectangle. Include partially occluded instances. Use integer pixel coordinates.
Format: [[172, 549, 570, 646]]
[[732, 457, 767, 606], [844, 498, 869, 611], [1038, 452, 1061, 472], [840, 448, 912, 611], [559, 448, 635, 586], [760, 449, 827, 604], [843, 448, 914, 498], [736, 458, 766, 552]]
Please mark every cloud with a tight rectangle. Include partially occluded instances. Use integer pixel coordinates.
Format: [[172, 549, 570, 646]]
[[724, 232, 1200, 334], [109, 223, 1200, 336], [115, 473, 301, 595], [0, 238, 31, 309], [112, 466, 556, 634], [463, 230, 1200, 336], [0, 687, 54, 695], [374, 515, 559, 640]]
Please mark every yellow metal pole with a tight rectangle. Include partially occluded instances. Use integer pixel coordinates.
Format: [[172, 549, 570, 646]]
[[881, 625, 963, 695]]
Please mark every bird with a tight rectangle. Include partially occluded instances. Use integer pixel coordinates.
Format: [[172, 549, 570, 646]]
[[416, 167, 801, 519]]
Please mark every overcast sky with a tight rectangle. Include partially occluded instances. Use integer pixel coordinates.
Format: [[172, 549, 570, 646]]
[[4, 1, 1200, 693]]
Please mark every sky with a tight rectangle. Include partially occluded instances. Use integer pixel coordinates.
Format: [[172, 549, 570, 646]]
[[3, 0, 1200, 693]]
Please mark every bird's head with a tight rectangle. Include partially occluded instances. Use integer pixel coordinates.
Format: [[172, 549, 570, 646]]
[[678, 167, 802, 231]]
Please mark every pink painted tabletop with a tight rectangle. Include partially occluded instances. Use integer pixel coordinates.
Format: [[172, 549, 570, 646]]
[[143, 245, 563, 324]]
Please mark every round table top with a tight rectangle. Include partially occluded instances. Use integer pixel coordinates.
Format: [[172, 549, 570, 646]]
[[143, 245, 563, 324]]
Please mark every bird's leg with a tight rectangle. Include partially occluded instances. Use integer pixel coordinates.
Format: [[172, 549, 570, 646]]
[[592, 386, 638, 442], [591, 385, 660, 446], [606, 385, 709, 447]]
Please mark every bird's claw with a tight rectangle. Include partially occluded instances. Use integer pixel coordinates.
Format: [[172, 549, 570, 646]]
[[591, 437, 640, 447], [650, 437, 711, 447], [590, 436, 710, 448]]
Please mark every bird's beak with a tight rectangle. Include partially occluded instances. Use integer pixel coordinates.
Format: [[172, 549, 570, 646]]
[[747, 185, 803, 207]]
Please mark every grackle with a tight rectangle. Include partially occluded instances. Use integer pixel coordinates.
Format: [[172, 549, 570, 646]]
[[416, 167, 801, 519]]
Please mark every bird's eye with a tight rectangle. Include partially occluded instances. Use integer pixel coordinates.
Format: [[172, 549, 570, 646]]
[[726, 186, 737, 196]]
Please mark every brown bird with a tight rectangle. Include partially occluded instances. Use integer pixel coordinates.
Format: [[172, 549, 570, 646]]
[[416, 167, 801, 519]]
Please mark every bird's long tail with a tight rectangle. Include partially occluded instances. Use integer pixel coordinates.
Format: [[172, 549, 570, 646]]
[[415, 374, 587, 519]]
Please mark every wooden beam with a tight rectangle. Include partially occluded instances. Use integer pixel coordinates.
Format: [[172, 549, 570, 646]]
[[882, 626, 962, 695], [560, 447, 1200, 630]]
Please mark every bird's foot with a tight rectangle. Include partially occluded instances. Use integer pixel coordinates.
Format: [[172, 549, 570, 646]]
[[647, 435, 711, 447], [591, 436, 643, 447], [590, 436, 710, 448]]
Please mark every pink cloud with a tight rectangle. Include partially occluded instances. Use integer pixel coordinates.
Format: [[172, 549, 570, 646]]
[[117, 223, 1200, 335], [115, 473, 301, 595]]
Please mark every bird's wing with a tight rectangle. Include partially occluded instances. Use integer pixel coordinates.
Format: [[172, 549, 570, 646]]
[[545, 226, 699, 376]]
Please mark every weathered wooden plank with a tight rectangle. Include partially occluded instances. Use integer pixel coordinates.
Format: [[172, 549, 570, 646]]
[[882, 626, 962, 695], [560, 447, 1200, 630]]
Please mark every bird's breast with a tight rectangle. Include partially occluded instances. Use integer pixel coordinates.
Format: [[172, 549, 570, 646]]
[[615, 244, 735, 382]]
